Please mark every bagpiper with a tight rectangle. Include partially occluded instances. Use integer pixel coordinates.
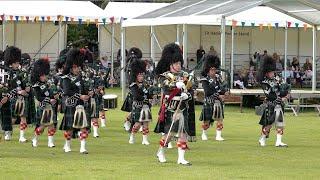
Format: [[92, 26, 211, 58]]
[[128, 58, 154, 145], [59, 48, 90, 154], [4, 46, 31, 143], [121, 47, 143, 131], [258, 56, 290, 147], [31, 58, 58, 148], [199, 54, 228, 141], [154, 43, 193, 165]]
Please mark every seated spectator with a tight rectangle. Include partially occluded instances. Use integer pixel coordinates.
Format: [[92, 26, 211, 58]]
[[291, 57, 303, 87], [273, 53, 283, 71], [196, 45, 205, 63], [303, 58, 313, 78], [234, 70, 248, 89], [208, 46, 218, 56]]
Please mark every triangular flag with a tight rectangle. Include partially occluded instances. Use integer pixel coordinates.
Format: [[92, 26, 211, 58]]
[[241, 22, 245, 28], [34, 16, 39, 22], [267, 23, 271, 31], [41, 16, 45, 23], [15, 16, 19, 22], [275, 23, 279, 29], [0, 14, 5, 21], [26, 16, 29, 23], [10, 15, 13, 22], [78, 18, 82, 25], [71, 17, 74, 23], [232, 20, 237, 28], [47, 16, 51, 21], [295, 23, 299, 28], [110, 16, 115, 24], [251, 22, 255, 27], [86, 19, 90, 26], [102, 18, 106, 26], [287, 22, 291, 28], [259, 24, 263, 31], [303, 24, 308, 31], [20, 16, 24, 22], [59, 15, 64, 22], [65, 16, 69, 23]]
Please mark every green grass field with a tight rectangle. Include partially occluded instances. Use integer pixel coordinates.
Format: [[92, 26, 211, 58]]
[[1, 88, 320, 179]]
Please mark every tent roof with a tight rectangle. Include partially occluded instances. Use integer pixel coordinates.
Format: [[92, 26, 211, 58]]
[[0, 1, 106, 21], [104, 2, 169, 23], [122, 0, 318, 27]]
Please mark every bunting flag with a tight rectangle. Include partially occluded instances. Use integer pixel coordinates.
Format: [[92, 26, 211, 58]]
[[102, 18, 106, 26], [267, 23, 271, 31], [71, 17, 74, 23], [26, 16, 29, 23], [241, 21, 245, 28], [251, 22, 255, 27], [78, 18, 82, 25], [10, 15, 13, 22], [86, 19, 90, 26], [287, 21, 291, 28], [295, 23, 299, 28], [59, 15, 64, 22], [303, 24, 308, 31], [41, 16, 45, 23], [275, 23, 279, 29], [15, 16, 19, 22], [109, 16, 115, 24], [57, 15, 61, 22], [46, 16, 51, 21], [0, 14, 5, 21], [34, 16, 39, 22], [232, 20, 237, 28], [259, 23, 263, 31], [65, 16, 69, 23], [20, 16, 24, 22]]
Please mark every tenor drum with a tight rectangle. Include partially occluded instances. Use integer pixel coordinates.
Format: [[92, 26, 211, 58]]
[[103, 94, 118, 110]]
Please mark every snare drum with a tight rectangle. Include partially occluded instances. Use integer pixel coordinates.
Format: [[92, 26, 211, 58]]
[[103, 94, 118, 110]]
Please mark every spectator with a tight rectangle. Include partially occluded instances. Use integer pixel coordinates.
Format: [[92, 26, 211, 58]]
[[249, 57, 256, 70], [208, 46, 218, 56], [291, 57, 303, 87], [273, 53, 283, 71], [303, 58, 313, 78], [196, 45, 205, 63], [116, 48, 128, 62]]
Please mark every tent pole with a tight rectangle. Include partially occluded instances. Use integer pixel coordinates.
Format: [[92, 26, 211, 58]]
[[221, 16, 226, 72], [150, 26, 155, 63], [312, 25, 317, 91], [231, 26, 234, 88], [58, 21, 61, 56], [111, 22, 115, 87], [121, 25, 126, 100], [40, 22, 42, 58], [2, 19, 5, 50], [176, 24, 180, 44], [182, 24, 188, 68], [284, 24, 288, 78]]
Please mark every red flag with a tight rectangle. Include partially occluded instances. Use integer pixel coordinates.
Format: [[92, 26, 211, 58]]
[[109, 16, 115, 24], [287, 22, 291, 28]]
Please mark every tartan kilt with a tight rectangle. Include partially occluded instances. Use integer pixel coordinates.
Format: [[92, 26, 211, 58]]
[[154, 109, 189, 137], [59, 104, 90, 131], [121, 94, 132, 112], [259, 103, 285, 127], [89, 97, 100, 118], [199, 101, 224, 122], [10, 96, 29, 119], [34, 105, 57, 126], [1, 101, 12, 131]]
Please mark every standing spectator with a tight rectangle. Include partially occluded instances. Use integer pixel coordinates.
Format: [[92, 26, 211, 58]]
[[273, 53, 283, 71], [196, 45, 206, 63], [292, 57, 303, 87], [208, 46, 218, 56]]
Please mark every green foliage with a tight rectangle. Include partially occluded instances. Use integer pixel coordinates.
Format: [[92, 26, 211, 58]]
[[1, 88, 320, 179], [67, 24, 98, 47]]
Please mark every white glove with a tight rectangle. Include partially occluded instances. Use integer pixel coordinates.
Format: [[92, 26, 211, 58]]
[[176, 81, 185, 89], [180, 92, 188, 100]]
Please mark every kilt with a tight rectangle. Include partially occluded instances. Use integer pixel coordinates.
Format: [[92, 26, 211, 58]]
[[34, 105, 57, 126], [199, 100, 224, 122], [89, 97, 100, 118], [154, 108, 190, 138], [121, 94, 132, 112], [131, 105, 152, 124], [59, 103, 90, 131], [1, 101, 12, 131], [259, 102, 285, 128], [10, 96, 29, 119]]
